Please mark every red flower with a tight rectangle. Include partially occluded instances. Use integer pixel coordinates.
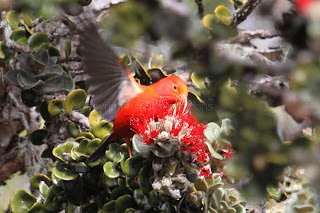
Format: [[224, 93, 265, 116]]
[[220, 172, 227, 179], [197, 149, 209, 164], [199, 166, 212, 178], [223, 147, 234, 160], [296, 0, 314, 15]]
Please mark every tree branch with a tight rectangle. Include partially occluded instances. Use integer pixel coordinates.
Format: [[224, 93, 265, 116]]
[[194, 0, 204, 18], [231, 0, 262, 27]]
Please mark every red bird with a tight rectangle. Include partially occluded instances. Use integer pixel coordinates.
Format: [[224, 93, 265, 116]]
[[80, 23, 188, 163]]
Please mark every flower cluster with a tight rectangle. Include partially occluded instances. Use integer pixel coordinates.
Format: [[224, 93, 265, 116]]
[[130, 100, 209, 164]]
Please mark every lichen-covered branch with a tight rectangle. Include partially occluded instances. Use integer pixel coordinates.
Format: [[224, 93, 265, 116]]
[[231, 0, 262, 27]]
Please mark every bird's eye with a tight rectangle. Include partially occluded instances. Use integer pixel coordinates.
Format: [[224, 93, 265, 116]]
[[174, 85, 178, 90]]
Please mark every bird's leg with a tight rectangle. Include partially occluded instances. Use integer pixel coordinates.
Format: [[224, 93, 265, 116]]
[[125, 138, 132, 157]]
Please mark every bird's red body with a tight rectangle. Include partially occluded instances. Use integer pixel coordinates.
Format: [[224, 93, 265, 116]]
[[113, 76, 188, 138]]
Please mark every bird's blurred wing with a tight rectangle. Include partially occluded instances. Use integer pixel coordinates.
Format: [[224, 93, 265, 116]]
[[80, 22, 142, 122]]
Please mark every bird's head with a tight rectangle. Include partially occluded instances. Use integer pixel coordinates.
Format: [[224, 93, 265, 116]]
[[154, 75, 188, 104]]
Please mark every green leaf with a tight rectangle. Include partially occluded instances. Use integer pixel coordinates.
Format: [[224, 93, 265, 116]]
[[105, 143, 122, 161], [92, 121, 113, 139], [206, 142, 223, 160], [52, 161, 79, 181], [39, 181, 50, 197], [103, 161, 121, 179], [48, 99, 64, 116], [0, 41, 8, 59], [29, 129, 47, 145], [3, 69, 28, 86], [204, 122, 221, 143], [40, 101, 54, 123], [10, 190, 37, 213], [87, 138, 101, 154], [38, 64, 63, 77], [89, 110, 102, 126], [67, 122, 81, 138], [64, 89, 87, 113], [22, 10, 34, 27], [134, 188, 149, 209], [102, 200, 116, 213], [202, 14, 217, 30], [121, 156, 143, 177], [28, 202, 46, 213], [42, 75, 75, 93], [149, 54, 163, 69], [65, 40, 71, 61], [120, 54, 131, 66], [10, 29, 28, 46], [48, 46, 61, 57], [17, 73, 43, 89], [80, 106, 92, 117], [6, 11, 21, 30], [111, 187, 133, 200], [215, 5, 231, 26], [30, 174, 52, 189], [191, 72, 206, 90], [28, 32, 50, 50], [52, 141, 79, 162], [132, 134, 152, 158], [32, 49, 49, 66], [115, 195, 134, 213]]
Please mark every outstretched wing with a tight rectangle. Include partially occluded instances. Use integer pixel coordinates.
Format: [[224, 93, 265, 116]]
[[80, 22, 142, 122]]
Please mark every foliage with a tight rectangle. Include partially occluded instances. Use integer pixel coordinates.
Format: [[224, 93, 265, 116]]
[[1, 0, 320, 212]]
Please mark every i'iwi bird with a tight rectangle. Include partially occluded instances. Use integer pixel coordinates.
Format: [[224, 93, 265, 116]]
[[80, 22, 188, 163]]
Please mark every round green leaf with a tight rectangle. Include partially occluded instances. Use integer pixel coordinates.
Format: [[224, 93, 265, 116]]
[[10, 29, 28, 46], [30, 174, 52, 189], [38, 64, 63, 77], [92, 121, 113, 139], [121, 156, 143, 177], [3, 69, 28, 86], [29, 129, 47, 145], [48, 99, 64, 116], [80, 106, 92, 117], [115, 195, 134, 213], [105, 143, 122, 161], [52, 141, 79, 161], [52, 161, 79, 181], [132, 134, 152, 158], [102, 200, 116, 213], [88, 110, 101, 126], [87, 138, 101, 154], [6, 11, 21, 30], [191, 72, 206, 90], [48, 46, 61, 57], [67, 122, 81, 138], [10, 190, 37, 213], [17, 73, 44, 89], [28, 32, 50, 50], [103, 161, 121, 179], [22, 10, 34, 27], [83, 132, 95, 139], [42, 75, 75, 93], [202, 14, 217, 30], [64, 89, 87, 113], [32, 49, 49, 66], [111, 187, 133, 200], [28, 202, 46, 213], [214, 5, 231, 26]]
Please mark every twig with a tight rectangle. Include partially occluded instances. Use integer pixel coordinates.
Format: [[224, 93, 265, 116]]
[[231, 0, 262, 27], [230, 30, 279, 45], [194, 0, 204, 18]]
